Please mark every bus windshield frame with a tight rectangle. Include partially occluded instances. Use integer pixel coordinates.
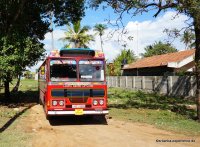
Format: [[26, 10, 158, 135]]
[[50, 59, 77, 82], [49, 58, 105, 82]]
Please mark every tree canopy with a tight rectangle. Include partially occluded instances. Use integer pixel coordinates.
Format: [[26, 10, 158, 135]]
[[0, 0, 86, 97], [0, 0, 85, 37], [94, 24, 107, 52], [141, 41, 177, 57], [181, 30, 195, 49], [60, 20, 94, 48], [112, 49, 136, 75]]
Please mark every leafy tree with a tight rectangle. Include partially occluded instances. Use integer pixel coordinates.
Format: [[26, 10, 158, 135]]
[[60, 20, 94, 48], [0, 37, 45, 95], [181, 30, 195, 49], [141, 41, 177, 57], [90, 0, 200, 121], [113, 49, 136, 75], [0, 0, 85, 98], [94, 24, 107, 52], [0, 0, 85, 37]]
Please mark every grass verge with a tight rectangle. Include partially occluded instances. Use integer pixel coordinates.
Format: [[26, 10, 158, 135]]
[[0, 106, 32, 147], [0, 79, 37, 147], [108, 87, 200, 136]]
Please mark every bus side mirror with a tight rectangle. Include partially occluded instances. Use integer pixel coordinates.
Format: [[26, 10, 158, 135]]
[[41, 66, 45, 75]]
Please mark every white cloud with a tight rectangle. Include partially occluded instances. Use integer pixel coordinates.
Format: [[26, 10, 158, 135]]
[[29, 11, 189, 71], [87, 11, 189, 62]]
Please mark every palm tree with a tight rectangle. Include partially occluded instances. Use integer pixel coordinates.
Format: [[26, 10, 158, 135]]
[[94, 24, 107, 52], [181, 30, 195, 50], [60, 21, 94, 48]]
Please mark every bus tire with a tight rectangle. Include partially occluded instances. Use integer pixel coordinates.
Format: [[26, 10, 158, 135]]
[[94, 115, 107, 124], [46, 115, 52, 120]]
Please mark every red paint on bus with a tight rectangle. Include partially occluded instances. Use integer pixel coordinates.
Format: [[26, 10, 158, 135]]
[[38, 49, 108, 118]]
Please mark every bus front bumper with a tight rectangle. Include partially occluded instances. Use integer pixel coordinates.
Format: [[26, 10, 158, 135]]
[[47, 110, 109, 115]]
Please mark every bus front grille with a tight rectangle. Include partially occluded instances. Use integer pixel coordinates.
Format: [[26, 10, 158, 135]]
[[69, 97, 88, 103], [51, 89, 105, 98]]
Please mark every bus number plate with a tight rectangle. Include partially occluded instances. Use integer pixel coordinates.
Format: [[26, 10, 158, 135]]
[[75, 109, 83, 115], [72, 105, 85, 108]]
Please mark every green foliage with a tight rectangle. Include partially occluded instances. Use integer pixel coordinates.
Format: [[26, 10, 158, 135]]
[[0, 37, 45, 83], [112, 49, 136, 75], [0, 0, 85, 97], [60, 20, 94, 48], [141, 41, 177, 57], [0, 0, 85, 37], [94, 24, 107, 36]]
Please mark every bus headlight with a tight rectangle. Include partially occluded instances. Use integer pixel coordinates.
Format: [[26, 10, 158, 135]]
[[59, 100, 64, 106], [99, 100, 104, 105], [93, 100, 98, 106], [52, 100, 57, 106]]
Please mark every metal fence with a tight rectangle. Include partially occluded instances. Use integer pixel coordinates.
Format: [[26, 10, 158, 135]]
[[107, 76, 196, 97]]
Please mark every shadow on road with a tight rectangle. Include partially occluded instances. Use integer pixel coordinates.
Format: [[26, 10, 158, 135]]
[[0, 104, 35, 133], [0, 90, 38, 133], [48, 115, 108, 126], [0, 90, 39, 107]]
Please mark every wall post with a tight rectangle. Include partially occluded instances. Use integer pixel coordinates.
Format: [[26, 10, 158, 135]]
[[125, 76, 128, 88], [142, 76, 145, 89]]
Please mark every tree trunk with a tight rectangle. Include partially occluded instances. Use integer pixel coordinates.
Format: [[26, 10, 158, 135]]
[[194, 17, 200, 121], [75, 41, 80, 48], [12, 75, 21, 92], [4, 80, 10, 98], [100, 35, 104, 52]]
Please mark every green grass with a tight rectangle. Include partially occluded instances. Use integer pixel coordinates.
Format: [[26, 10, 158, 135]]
[[12, 79, 38, 91], [108, 87, 196, 118], [0, 79, 38, 103], [0, 106, 31, 147], [0, 79, 37, 147], [108, 87, 200, 136], [1, 79, 200, 145]]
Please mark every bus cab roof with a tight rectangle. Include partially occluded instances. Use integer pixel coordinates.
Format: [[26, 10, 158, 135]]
[[48, 48, 105, 58], [60, 48, 95, 57]]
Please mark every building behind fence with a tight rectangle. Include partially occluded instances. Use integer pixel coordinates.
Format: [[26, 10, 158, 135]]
[[107, 76, 196, 97]]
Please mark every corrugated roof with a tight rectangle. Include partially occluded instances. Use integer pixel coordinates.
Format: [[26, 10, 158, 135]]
[[123, 49, 195, 69]]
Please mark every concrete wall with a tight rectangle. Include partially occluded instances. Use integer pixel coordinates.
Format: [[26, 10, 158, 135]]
[[107, 76, 196, 97]]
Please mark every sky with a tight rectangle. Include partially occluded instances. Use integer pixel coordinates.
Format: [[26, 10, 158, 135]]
[[29, 4, 190, 71]]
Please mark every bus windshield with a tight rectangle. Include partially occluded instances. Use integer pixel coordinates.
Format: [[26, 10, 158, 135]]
[[50, 59, 77, 81], [79, 60, 104, 81]]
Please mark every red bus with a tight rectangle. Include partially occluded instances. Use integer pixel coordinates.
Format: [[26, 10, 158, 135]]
[[38, 48, 108, 119]]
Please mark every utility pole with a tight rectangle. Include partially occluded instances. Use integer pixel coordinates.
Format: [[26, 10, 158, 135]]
[[136, 23, 139, 55], [50, 11, 54, 50]]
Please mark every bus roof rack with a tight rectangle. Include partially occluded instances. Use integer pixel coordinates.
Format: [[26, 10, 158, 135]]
[[60, 48, 95, 57]]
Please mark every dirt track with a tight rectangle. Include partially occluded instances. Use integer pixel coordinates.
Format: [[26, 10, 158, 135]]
[[18, 105, 199, 147]]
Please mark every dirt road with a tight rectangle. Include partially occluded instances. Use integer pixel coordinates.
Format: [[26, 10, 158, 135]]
[[18, 105, 199, 147]]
